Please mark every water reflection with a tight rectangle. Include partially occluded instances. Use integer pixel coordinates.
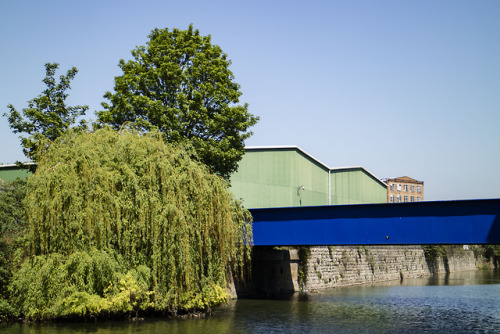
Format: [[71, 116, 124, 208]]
[[2, 270, 499, 334]]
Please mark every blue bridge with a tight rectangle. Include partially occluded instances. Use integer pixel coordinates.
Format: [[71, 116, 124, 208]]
[[250, 198, 500, 246]]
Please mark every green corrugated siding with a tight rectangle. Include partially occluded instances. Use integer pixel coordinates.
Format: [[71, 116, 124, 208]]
[[231, 149, 387, 208], [230, 149, 329, 208], [2, 150, 387, 207], [332, 169, 386, 205], [0, 166, 31, 183]]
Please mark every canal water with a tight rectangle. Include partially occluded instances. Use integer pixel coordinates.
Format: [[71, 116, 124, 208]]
[[2, 269, 499, 333]]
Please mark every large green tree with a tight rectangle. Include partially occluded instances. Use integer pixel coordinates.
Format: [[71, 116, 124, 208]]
[[8, 128, 252, 319], [97, 25, 258, 180], [4, 63, 88, 162]]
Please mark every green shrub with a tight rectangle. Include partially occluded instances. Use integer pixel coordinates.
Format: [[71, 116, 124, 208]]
[[0, 178, 27, 298], [0, 298, 16, 319], [297, 246, 310, 289]]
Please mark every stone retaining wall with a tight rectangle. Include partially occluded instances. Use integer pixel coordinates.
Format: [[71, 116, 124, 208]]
[[233, 246, 489, 297], [303, 246, 479, 290]]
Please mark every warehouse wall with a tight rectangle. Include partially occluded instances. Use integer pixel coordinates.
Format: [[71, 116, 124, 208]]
[[0, 165, 31, 183], [230, 148, 330, 208], [332, 168, 387, 205]]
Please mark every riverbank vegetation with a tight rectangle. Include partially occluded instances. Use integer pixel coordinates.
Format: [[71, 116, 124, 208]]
[[0, 128, 252, 320], [2, 24, 259, 321], [422, 245, 499, 269], [0, 178, 26, 319]]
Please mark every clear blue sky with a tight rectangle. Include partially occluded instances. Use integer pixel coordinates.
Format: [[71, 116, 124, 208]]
[[1, 0, 499, 201]]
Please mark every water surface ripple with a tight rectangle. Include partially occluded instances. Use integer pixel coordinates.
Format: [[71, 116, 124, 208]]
[[2, 270, 499, 333]]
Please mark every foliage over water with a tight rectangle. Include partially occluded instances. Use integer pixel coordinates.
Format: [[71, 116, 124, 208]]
[[5, 128, 252, 320]]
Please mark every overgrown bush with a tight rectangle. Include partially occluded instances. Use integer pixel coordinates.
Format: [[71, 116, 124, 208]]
[[471, 245, 500, 266], [297, 246, 310, 289], [10, 128, 252, 319], [483, 245, 500, 258], [9, 248, 155, 319], [0, 178, 27, 302], [422, 245, 465, 260], [422, 245, 449, 260]]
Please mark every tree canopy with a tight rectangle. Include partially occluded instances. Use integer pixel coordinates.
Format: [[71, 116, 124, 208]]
[[9, 128, 252, 319], [4, 63, 88, 162], [97, 25, 258, 180]]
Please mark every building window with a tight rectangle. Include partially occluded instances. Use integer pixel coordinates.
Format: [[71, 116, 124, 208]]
[[397, 184, 402, 191], [417, 196, 422, 201], [410, 196, 415, 202], [410, 185, 415, 192], [397, 195, 401, 203], [404, 196, 408, 202], [417, 185, 422, 193], [403, 185, 408, 192], [390, 183, 395, 191], [390, 195, 394, 203]]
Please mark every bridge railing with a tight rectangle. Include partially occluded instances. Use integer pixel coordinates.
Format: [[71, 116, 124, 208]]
[[250, 199, 500, 246]]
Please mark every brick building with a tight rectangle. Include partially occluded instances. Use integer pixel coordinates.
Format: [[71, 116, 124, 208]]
[[382, 176, 424, 203]]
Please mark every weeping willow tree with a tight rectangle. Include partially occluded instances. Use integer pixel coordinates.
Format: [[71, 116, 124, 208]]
[[10, 127, 252, 319]]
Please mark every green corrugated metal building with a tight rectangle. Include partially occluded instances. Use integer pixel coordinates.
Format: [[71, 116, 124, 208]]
[[230, 146, 387, 208], [0, 164, 32, 183], [1, 146, 387, 208]]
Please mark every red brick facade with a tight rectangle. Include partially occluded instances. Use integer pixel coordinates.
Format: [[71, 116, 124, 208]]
[[383, 176, 424, 203]]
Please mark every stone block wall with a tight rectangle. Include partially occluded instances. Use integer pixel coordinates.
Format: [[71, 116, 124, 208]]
[[303, 245, 479, 291], [232, 245, 486, 297]]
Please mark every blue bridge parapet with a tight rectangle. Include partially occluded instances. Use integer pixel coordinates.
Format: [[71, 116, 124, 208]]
[[250, 199, 500, 246]]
